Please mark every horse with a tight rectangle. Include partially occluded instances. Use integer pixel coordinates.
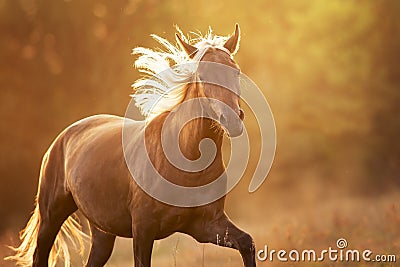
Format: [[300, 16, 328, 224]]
[[6, 24, 256, 267]]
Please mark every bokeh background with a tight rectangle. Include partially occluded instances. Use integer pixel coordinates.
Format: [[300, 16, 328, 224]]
[[1, 0, 399, 266]]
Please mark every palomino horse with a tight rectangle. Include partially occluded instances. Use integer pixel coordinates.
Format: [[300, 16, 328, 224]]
[[7, 24, 256, 267]]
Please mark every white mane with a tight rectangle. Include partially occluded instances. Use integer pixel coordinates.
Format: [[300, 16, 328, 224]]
[[131, 27, 232, 121]]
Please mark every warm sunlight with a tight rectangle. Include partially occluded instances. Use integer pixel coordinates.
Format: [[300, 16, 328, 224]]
[[1, 1, 399, 266]]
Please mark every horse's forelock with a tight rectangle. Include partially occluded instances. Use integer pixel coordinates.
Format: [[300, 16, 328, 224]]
[[132, 27, 234, 121]]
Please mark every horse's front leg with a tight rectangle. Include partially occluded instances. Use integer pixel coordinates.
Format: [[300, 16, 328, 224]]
[[132, 225, 155, 267], [190, 214, 256, 267]]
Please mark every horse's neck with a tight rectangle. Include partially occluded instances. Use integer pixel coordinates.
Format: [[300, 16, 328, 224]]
[[179, 115, 222, 161], [143, 82, 224, 169], [143, 85, 224, 185], [172, 112, 221, 161]]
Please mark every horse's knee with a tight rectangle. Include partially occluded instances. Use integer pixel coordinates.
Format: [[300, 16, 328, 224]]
[[238, 233, 255, 254]]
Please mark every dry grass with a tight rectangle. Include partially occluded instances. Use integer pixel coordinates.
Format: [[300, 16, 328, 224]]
[[1, 191, 399, 266]]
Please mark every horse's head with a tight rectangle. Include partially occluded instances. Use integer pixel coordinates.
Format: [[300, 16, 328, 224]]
[[176, 24, 244, 137]]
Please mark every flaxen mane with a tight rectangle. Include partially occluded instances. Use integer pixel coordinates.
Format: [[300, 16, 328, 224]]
[[131, 27, 237, 120]]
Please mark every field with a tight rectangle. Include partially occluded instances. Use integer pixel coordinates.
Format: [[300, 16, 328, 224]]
[[2, 182, 398, 266], [1, 0, 400, 266]]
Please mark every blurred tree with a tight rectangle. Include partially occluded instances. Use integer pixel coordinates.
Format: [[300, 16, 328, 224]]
[[362, 1, 400, 192], [1, 0, 399, 232]]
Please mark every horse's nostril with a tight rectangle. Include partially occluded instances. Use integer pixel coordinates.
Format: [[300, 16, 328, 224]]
[[239, 109, 244, 120]]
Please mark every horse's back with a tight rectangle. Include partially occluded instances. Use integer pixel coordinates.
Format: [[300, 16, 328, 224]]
[[36, 115, 123, 208], [59, 114, 142, 236]]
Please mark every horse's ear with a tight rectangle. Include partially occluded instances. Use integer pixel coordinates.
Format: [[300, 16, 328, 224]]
[[176, 34, 197, 58], [223, 24, 240, 55]]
